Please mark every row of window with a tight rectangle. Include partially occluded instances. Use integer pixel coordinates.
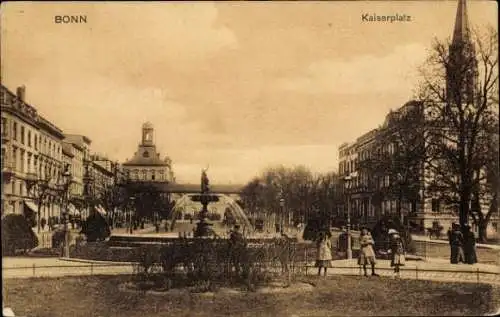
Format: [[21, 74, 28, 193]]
[[127, 169, 167, 181], [2, 116, 62, 159], [9, 146, 61, 179]]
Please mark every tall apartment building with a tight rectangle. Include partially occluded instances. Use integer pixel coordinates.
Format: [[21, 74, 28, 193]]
[[338, 102, 428, 228], [87, 154, 118, 217], [62, 134, 92, 214], [1, 85, 65, 222]]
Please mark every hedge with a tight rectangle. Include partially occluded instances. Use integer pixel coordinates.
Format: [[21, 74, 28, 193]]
[[1, 214, 39, 255]]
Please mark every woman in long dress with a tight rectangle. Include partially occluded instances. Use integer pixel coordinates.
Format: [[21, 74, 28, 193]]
[[315, 231, 333, 276]]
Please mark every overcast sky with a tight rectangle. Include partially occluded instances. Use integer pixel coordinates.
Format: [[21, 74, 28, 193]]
[[1, 1, 497, 184]]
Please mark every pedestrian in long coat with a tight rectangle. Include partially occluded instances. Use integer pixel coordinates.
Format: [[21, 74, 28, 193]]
[[358, 227, 378, 276], [315, 231, 333, 276], [449, 223, 465, 264], [388, 229, 405, 277], [463, 225, 477, 264], [336, 228, 349, 258]]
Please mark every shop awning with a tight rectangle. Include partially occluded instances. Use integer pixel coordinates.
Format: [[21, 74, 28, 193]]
[[24, 201, 39, 214]]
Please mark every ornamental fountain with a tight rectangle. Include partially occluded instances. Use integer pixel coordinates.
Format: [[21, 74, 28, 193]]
[[193, 168, 214, 237]]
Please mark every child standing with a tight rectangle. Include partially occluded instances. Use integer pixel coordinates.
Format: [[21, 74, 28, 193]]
[[315, 231, 333, 276], [388, 229, 405, 278], [358, 227, 378, 277]]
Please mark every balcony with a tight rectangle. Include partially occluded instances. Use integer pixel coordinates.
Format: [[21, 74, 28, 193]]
[[1, 161, 15, 182], [1, 129, 9, 142]]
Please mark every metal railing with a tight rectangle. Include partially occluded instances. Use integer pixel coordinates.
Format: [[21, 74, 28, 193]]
[[3, 261, 499, 284]]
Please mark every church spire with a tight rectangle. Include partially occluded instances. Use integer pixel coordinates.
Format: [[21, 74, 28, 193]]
[[447, 0, 477, 105], [452, 0, 471, 46]]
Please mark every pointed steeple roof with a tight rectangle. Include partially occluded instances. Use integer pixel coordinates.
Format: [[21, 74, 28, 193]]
[[452, 0, 471, 45]]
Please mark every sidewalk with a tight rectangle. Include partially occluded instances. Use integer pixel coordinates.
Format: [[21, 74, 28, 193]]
[[326, 258, 500, 285], [412, 234, 500, 250], [331, 228, 500, 250], [2, 256, 134, 279]]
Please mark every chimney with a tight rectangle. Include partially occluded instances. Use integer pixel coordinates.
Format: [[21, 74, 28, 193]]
[[16, 86, 26, 101]]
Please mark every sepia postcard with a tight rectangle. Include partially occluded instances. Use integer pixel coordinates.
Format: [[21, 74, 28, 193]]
[[1, 1, 499, 316]]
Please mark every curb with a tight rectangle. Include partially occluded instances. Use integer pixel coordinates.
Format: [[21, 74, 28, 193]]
[[59, 257, 137, 265]]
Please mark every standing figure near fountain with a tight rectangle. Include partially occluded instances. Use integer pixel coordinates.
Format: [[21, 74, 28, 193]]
[[229, 224, 246, 276]]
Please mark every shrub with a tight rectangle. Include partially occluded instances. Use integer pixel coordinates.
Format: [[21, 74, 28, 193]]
[[131, 236, 298, 292], [81, 212, 111, 242], [303, 217, 325, 241], [1, 214, 39, 255]]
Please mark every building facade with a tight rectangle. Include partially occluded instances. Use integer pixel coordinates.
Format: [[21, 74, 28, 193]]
[[87, 154, 117, 216], [339, 102, 426, 228], [1, 85, 65, 224], [62, 134, 92, 215], [122, 122, 175, 183]]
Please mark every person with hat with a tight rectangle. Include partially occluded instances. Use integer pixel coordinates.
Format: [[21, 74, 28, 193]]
[[358, 227, 378, 277], [388, 229, 405, 278], [449, 223, 465, 264], [463, 224, 477, 264]]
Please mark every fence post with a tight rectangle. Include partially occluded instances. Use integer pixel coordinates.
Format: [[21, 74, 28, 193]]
[[32, 263, 36, 277], [415, 266, 418, 280], [476, 268, 479, 283], [91, 263, 94, 276], [305, 248, 308, 276]]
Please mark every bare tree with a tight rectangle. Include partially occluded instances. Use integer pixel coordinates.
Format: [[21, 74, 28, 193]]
[[418, 26, 498, 236], [241, 166, 342, 229], [26, 175, 55, 233]]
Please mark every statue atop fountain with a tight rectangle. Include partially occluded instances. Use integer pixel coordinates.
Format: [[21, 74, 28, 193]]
[[194, 168, 215, 237]]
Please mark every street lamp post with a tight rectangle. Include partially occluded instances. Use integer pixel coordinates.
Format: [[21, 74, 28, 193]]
[[396, 173, 404, 226], [129, 196, 135, 234], [279, 197, 285, 234], [343, 173, 356, 260], [60, 168, 72, 258]]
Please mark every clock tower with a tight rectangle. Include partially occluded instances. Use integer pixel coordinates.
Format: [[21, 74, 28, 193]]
[[122, 122, 175, 182], [142, 122, 154, 146]]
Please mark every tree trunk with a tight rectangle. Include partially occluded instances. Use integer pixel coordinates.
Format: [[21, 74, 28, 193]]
[[459, 189, 471, 230], [478, 222, 488, 243], [397, 190, 403, 225]]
